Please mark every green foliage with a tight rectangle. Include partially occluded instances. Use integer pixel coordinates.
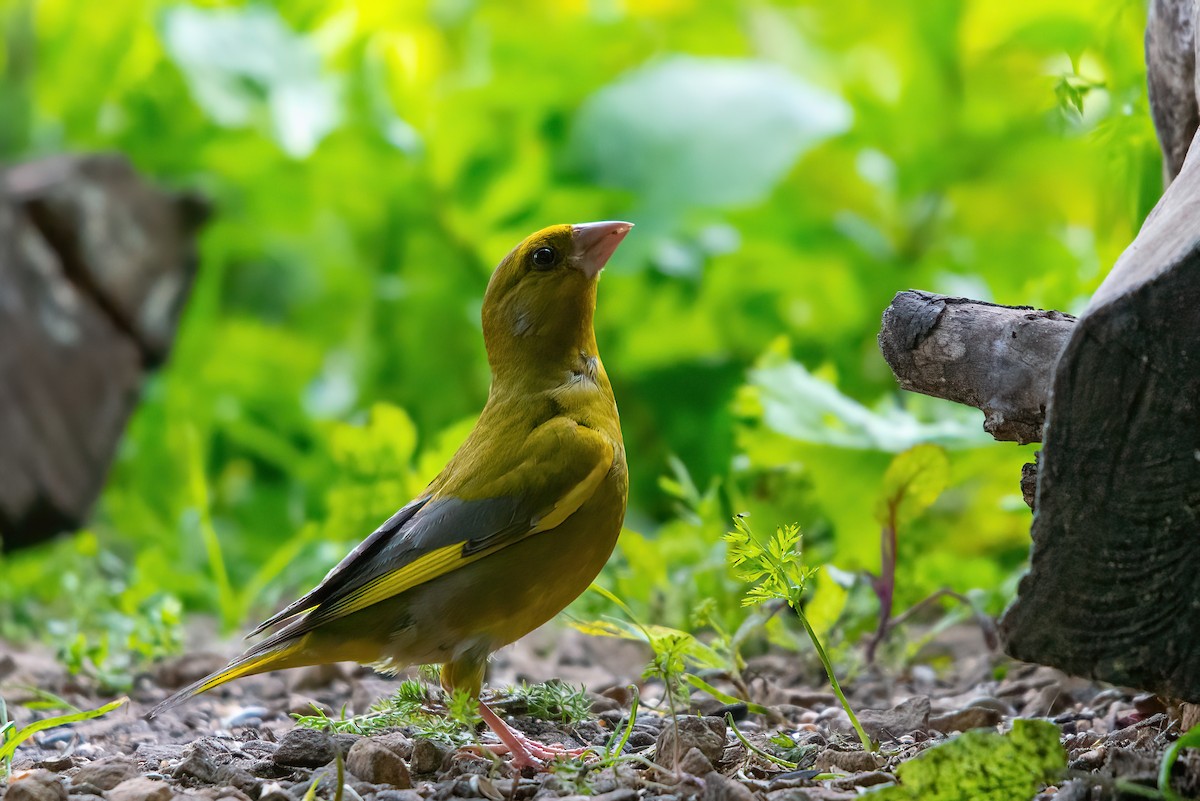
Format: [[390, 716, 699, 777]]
[[875, 445, 951, 529], [293, 677, 474, 745], [868, 719, 1066, 801], [501, 680, 592, 725], [724, 516, 872, 751], [0, 696, 128, 779], [0, 0, 1161, 684]]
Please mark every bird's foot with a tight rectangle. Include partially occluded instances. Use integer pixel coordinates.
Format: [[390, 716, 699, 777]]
[[476, 700, 592, 771]]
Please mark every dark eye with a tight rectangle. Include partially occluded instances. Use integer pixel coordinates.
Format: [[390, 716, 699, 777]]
[[531, 246, 557, 269]]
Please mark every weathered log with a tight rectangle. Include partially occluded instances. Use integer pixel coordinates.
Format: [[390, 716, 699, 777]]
[[0, 154, 207, 549], [878, 291, 1075, 445], [999, 128, 1200, 703], [1147, 0, 1198, 183]]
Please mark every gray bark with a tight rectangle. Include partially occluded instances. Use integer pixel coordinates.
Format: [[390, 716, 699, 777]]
[[1147, 0, 1198, 183], [878, 291, 1075, 445], [999, 127, 1200, 703]]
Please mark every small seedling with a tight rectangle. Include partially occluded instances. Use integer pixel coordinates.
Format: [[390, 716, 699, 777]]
[[0, 696, 128, 780], [724, 514, 874, 751]]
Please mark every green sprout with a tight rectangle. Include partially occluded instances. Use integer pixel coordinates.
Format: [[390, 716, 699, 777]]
[[724, 514, 874, 752]]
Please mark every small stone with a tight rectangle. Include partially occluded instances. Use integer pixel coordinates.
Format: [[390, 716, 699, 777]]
[[272, 728, 336, 769], [258, 781, 290, 801], [1133, 694, 1166, 717], [858, 697, 930, 742], [373, 732, 413, 759], [72, 756, 139, 791], [929, 706, 1003, 734], [588, 694, 621, 715], [655, 716, 726, 767], [963, 696, 1016, 716], [409, 738, 450, 774], [223, 707, 270, 729], [590, 791, 637, 801], [702, 771, 755, 801], [286, 696, 333, 718], [678, 746, 714, 777], [333, 733, 361, 758], [172, 743, 221, 784], [815, 749, 886, 774], [1020, 685, 1073, 718], [38, 755, 75, 772], [375, 792, 424, 801], [346, 739, 412, 788], [6, 770, 68, 801], [829, 771, 893, 791], [107, 776, 174, 801]]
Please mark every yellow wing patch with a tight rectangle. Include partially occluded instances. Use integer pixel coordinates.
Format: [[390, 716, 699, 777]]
[[319, 542, 465, 621], [314, 439, 613, 623]]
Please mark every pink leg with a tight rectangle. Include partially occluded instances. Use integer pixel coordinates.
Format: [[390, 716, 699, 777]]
[[476, 701, 590, 770]]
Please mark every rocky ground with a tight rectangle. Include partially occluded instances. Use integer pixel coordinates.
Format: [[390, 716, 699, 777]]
[[1, 624, 1197, 801]]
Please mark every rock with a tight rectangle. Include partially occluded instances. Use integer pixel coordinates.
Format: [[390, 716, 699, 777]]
[[702, 771, 756, 801], [346, 739, 411, 788], [71, 756, 139, 791], [134, 744, 187, 772], [258, 781, 290, 801], [858, 697, 930, 742], [271, 728, 336, 769], [372, 732, 413, 759], [107, 776, 174, 801], [929, 706, 1003, 733], [828, 771, 893, 791], [963, 696, 1015, 716], [289, 663, 347, 692], [6, 770, 68, 801], [814, 749, 886, 774], [678, 746, 714, 777], [38, 755, 74, 772], [375, 792, 424, 801], [172, 743, 222, 784], [1020, 685, 1073, 718], [223, 707, 270, 729], [656, 716, 727, 767], [590, 791, 637, 801], [409, 738, 451, 774]]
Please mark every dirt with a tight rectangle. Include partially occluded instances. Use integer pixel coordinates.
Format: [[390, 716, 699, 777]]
[[1, 624, 1197, 801]]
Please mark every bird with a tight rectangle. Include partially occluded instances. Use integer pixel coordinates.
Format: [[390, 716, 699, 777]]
[[149, 221, 633, 769]]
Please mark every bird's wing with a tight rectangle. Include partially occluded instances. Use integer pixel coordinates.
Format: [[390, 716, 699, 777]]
[[250, 420, 614, 637]]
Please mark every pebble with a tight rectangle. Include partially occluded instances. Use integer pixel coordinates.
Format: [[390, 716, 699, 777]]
[[223, 707, 270, 729], [258, 781, 290, 801], [655, 716, 727, 767], [37, 755, 75, 772], [929, 706, 1003, 734], [409, 738, 450, 774], [6, 770, 68, 801], [678, 746, 714, 776], [375, 792, 424, 801], [815, 748, 886, 774], [173, 743, 222, 784], [702, 770, 756, 801], [372, 732, 413, 759], [333, 733, 362, 758], [107, 776, 174, 801], [71, 756, 139, 791], [272, 728, 336, 768], [346, 738, 412, 788]]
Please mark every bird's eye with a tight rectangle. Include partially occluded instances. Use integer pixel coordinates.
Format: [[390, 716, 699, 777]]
[[531, 246, 557, 269]]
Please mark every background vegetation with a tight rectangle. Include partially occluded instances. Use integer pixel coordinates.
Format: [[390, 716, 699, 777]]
[[0, 0, 1160, 685]]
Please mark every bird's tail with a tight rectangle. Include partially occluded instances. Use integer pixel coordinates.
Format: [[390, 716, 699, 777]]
[[147, 631, 312, 719]]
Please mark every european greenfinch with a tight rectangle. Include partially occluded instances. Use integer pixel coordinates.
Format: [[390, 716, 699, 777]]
[[151, 221, 632, 767]]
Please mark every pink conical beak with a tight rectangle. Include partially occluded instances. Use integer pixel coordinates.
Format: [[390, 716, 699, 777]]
[[572, 221, 633, 278]]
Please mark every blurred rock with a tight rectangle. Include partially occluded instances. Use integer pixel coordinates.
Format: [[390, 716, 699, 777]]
[[0, 153, 208, 549], [6, 770, 68, 801], [271, 728, 336, 769]]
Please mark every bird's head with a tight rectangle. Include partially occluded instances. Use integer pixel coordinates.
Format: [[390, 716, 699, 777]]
[[482, 221, 632, 382]]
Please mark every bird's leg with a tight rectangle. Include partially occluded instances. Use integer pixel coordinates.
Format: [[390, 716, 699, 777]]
[[476, 701, 590, 770]]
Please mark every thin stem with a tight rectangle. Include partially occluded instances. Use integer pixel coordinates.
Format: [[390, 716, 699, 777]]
[[792, 598, 875, 752], [725, 712, 798, 769]]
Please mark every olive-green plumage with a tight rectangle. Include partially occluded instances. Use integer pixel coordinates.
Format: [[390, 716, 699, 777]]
[[151, 222, 632, 728]]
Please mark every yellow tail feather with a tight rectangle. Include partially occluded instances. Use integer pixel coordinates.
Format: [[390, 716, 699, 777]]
[[146, 636, 308, 719]]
